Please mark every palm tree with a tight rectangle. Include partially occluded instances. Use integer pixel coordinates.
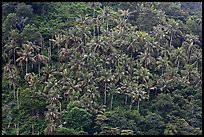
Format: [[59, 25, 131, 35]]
[[16, 43, 36, 74], [44, 111, 57, 135], [138, 52, 156, 68], [125, 35, 140, 58], [101, 6, 110, 33], [34, 53, 49, 76], [156, 56, 172, 75], [57, 47, 72, 62], [181, 40, 197, 64], [75, 15, 92, 47], [121, 78, 132, 106], [171, 47, 187, 71], [107, 82, 121, 110], [3, 39, 20, 65], [114, 65, 126, 85], [3, 63, 19, 100], [96, 68, 113, 105], [129, 83, 147, 111], [134, 66, 153, 100], [86, 83, 100, 101], [191, 49, 202, 71], [181, 64, 199, 85], [49, 34, 66, 51]]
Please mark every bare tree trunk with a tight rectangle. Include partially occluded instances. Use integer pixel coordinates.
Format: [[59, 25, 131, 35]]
[[170, 30, 172, 47], [104, 82, 107, 105], [137, 99, 140, 111], [177, 60, 180, 71], [125, 94, 128, 105], [20, 63, 23, 73], [26, 61, 28, 74], [93, 8, 95, 39], [14, 49, 16, 65], [38, 62, 40, 77], [16, 85, 19, 110], [110, 93, 114, 110], [129, 97, 133, 111]]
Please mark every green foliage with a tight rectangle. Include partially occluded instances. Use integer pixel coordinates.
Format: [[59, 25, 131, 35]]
[[61, 107, 92, 130], [15, 3, 33, 17], [20, 24, 41, 42], [56, 127, 78, 135], [2, 2, 202, 135]]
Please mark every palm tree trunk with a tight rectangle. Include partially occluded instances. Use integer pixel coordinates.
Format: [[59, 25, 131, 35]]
[[32, 124, 35, 135], [97, 16, 100, 41], [106, 15, 108, 33], [129, 97, 133, 111], [20, 63, 23, 73], [125, 94, 128, 105], [26, 61, 28, 74], [170, 31, 172, 47], [38, 62, 40, 77], [177, 60, 180, 70], [148, 90, 150, 102], [131, 52, 133, 59], [93, 8, 95, 39], [16, 85, 19, 110], [137, 99, 140, 111], [110, 93, 114, 110], [104, 82, 107, 105], [14, 49, 16, 65]]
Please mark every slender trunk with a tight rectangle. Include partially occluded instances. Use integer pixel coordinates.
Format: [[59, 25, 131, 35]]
[[32, 124, 34, 135], [137, 99, 140, 111], [38, 62, 40, 77], [104, 82, 107, 105], [110, 93, 114, 110], [177, 60, 180, 71], [14, 49, 16, 65], [93, 8, 95, 39], [13, 82, 16, 100], [16, 85, 19, 110], [125, 94, 128, 106], [97, 16, 100, 41], [170, 30, 172, 47], [59, 102, 61, 112], [41, 37, 43, 53], [106, 15, 108, 33], [20, 63, 23, 73], [26, 61, 28, 74], [129, 97, 133, 111], [131, 52, 133, 59], [148, 90, 150, 102]]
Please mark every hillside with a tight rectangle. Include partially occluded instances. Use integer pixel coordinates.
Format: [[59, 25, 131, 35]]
[[2, 2, 202, 135]]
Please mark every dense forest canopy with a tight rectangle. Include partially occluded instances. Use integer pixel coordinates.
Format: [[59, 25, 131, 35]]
[[2, 2, 202, 135]]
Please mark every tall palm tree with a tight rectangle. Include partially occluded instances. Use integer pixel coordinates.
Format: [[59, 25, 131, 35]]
[[3, 63, 19, 100], [57, 47, 72, 62], [156, 56, 172, 75], [134, 66, 153, 100], [181, 40, 197, 64], [49, 34, 66, 51], [128, 83, 147, 111], [96, 68, 113, 105], [190, 49, 202, 71], [34, 53, 49, 76], [107, 82, 121, 110], [3, 39, 20, 65], [181, 64, 199, 85], [16, 43, 36, 74], [171, 47, 187, 71]]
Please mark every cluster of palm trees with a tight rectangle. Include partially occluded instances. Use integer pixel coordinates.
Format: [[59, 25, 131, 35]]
[[2, 4, 202, 135]]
